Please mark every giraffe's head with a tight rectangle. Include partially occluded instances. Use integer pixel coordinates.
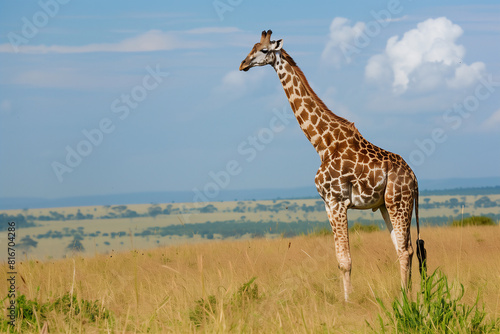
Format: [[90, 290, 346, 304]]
[[239, 30, 283, 72]]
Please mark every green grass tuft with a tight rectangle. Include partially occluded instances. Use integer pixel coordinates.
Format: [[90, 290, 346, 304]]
[[189, 276, 259, 327], [1, 293, 113, 332], [189, 295, 217, 327], [369, 269, 499, 333]]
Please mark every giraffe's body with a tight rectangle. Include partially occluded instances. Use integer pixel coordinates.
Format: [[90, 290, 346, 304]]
[[240, 30, 426, 301]]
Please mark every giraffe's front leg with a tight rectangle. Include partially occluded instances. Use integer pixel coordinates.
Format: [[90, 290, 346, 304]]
[[326, 201, 352, 301]]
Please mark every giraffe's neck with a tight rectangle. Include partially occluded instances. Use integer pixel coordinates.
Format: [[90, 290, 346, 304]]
[[273, 49, 356, 160]]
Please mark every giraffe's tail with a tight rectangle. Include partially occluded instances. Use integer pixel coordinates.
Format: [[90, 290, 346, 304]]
[[414, 178, 427, 277]]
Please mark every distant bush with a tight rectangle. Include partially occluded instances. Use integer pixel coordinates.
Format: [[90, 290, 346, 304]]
[[17, 235, 38, 251], [350, 223, 380, 233], [0, 214, 36, 230], [451, 216, 496, 227]]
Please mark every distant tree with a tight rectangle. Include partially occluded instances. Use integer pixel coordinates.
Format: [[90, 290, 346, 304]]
[[148, 205, 163, 217], [233, 203, 246, 213], [315, 201, 324, 211], [163, 204, 173, 215], [73, 233, 84, 241], [18, 235, 38, 251], [475, 196, 497, 208], [49, 211, 65, 221], [0, 214, 36, 230], [76, 209, 93, 220], [112, 205, 128, 213], [51, 231, 63, 239], [122, 210, 139, 218], [66, 235, 85, 252], [255, 204, 268, 212], [445, 198, 463, 209], [200, 204, 217, 213]]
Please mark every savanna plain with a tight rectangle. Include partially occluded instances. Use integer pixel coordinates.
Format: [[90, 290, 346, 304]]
[[1, 223, 500, 333]]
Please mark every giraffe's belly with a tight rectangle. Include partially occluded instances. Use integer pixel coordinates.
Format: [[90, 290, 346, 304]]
[[348, 181, 385, 210], [349, 192, 384, 210]]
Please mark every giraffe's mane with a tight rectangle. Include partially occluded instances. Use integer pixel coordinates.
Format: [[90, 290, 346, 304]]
[[280, 49, 357, 132]]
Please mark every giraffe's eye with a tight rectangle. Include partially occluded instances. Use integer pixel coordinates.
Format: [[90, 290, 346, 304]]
[[261, 49, 268, 54]]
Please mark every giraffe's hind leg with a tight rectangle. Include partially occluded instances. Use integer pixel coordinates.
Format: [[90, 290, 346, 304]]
[[325, 201, 352, 301], [380, 205, 397, 252], [383, 203, 414, 291]]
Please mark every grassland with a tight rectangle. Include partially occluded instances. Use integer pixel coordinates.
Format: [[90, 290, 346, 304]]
[[1, 194, 500, 261], [1, 225, 499, 333]]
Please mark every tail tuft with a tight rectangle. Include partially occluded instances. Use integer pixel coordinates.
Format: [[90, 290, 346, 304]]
[[414, 176, 426, 278], [416, 238, 427, 277]]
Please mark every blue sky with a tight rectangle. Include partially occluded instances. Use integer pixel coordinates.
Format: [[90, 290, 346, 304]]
[[1, 0, 499, 201]]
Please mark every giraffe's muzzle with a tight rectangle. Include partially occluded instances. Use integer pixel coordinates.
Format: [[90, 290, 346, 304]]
[[239, 59, 250, 71]]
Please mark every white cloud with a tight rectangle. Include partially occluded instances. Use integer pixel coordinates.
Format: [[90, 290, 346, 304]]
[[364, 54, 392, 85], [0, 29, 210, 54], [321, 17, 365, 67], [214, 70, 266, 97], [482, 109, 500, 131], [383, 15, 408, 23], [365, 17, 486, 94], [447, 62, 486, 89]]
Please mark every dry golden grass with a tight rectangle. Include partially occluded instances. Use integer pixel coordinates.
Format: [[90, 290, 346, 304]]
[[2, 225, 499, 333]]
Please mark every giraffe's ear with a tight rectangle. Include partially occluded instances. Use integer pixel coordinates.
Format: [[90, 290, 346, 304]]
[[273, 39, 283, 51]]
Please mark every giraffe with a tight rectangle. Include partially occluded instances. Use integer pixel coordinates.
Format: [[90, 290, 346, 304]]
[[239, 30, 426, 301]]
